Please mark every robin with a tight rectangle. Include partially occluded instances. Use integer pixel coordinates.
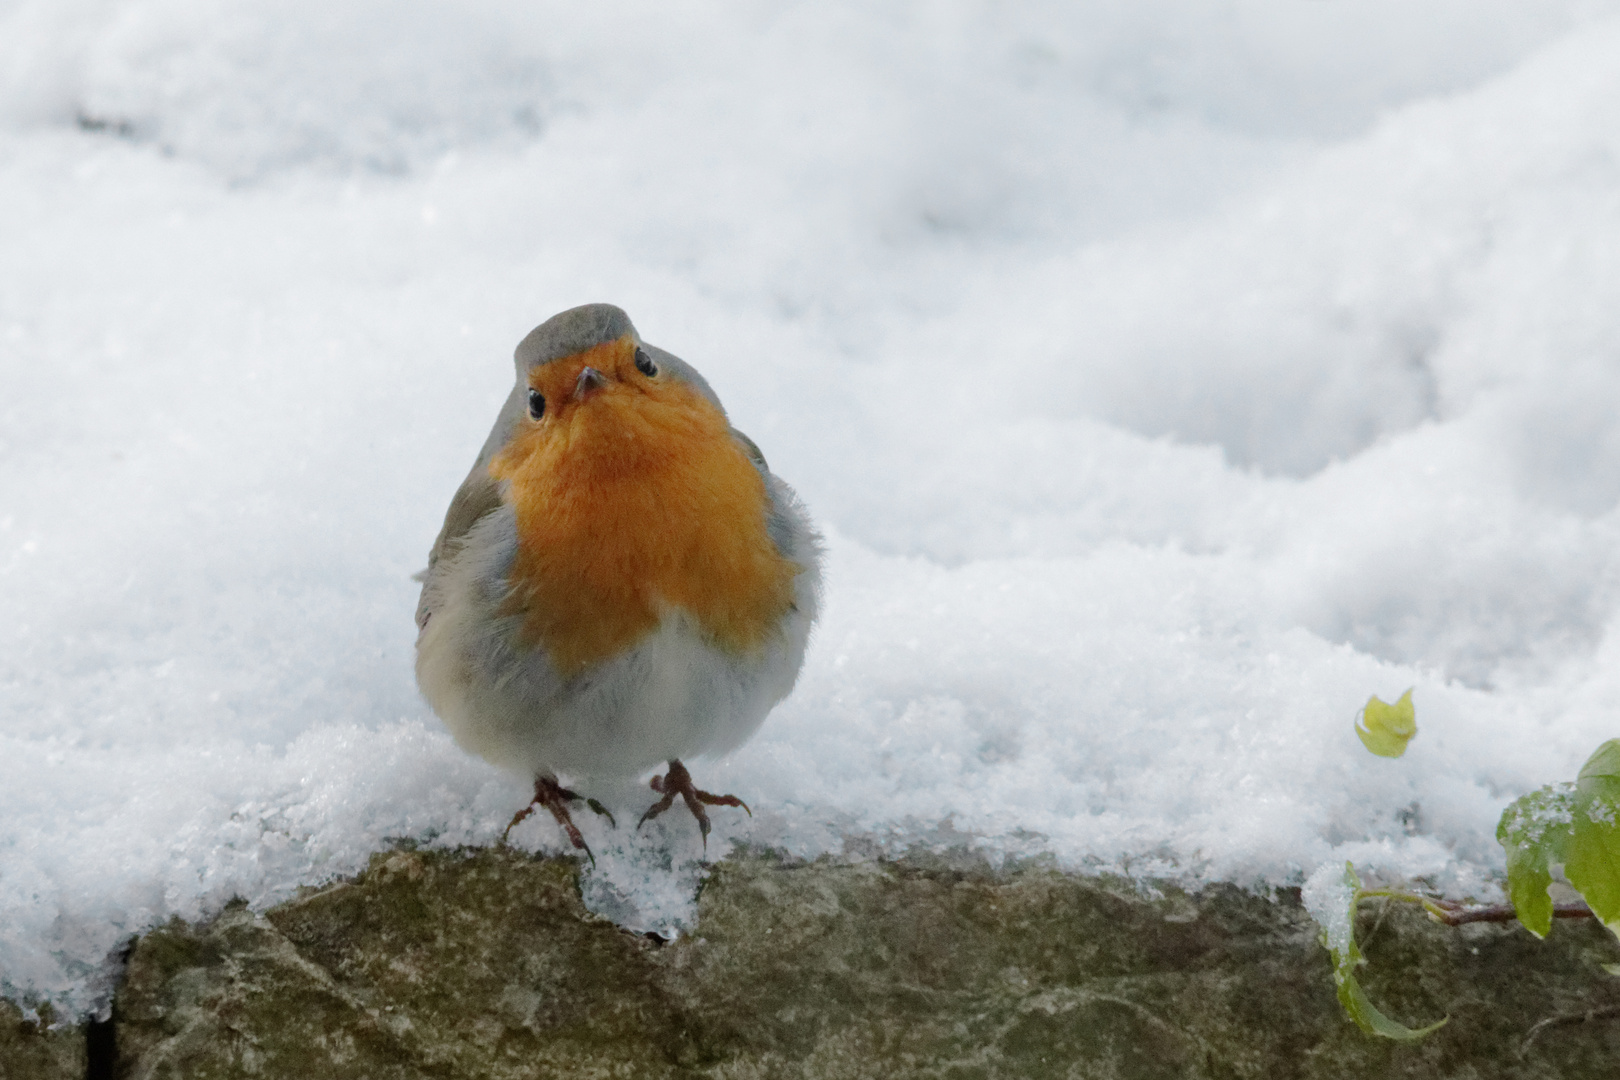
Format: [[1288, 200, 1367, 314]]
[[414, 304, 821, 860]]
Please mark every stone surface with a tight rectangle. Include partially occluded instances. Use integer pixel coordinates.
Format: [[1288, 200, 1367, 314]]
[[0, 1000, 85, 1080], [11, 846, 1620, 1077]]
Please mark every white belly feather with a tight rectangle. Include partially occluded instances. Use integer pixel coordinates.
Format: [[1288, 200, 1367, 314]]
[[416, 504, 818, 780]]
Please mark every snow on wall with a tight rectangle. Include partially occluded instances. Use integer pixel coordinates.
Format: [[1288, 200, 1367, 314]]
[[4, 0, 1620, 1013]]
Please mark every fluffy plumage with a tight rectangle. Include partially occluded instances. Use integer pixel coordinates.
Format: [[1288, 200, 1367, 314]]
[[414, 304, 820, 844]]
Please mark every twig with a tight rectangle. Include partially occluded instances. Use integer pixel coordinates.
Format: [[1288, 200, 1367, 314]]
[[1357, 889, 1594, 927], [1362, 895, 1395, 947], [1520, 1004, 1620, 1056], [1426, 900, 1594, 927]]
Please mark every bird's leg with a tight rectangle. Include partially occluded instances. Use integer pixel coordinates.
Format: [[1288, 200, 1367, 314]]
[[637, 759, 751, 849], [502, 774, 611, 866]]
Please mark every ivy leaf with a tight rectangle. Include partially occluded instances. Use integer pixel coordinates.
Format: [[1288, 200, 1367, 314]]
[[1309, 862, 1447, 1040], [1496, 783, 1576, 938], [1356, 689, 1417, 758], [1337, 967, 1449, 1041], [1566, 739, 1620, 940]]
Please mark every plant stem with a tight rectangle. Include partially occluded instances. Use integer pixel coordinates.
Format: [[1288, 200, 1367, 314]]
[[1357, 889, 1594, 927]]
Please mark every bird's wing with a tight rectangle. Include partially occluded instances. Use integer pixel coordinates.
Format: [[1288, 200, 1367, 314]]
[[416, 382, 527, 629], [730, 427, 768, 470], [730, 425, 823, 576], [416, 466, 503, 630]]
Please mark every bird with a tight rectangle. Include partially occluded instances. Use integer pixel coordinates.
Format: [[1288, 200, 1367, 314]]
[[414, 303, 821, 860]]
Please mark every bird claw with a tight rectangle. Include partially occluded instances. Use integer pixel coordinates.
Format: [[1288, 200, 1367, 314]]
[[636, 760, 750, 850], [502, 775, 602, 868], [586, 798, 617, 829]]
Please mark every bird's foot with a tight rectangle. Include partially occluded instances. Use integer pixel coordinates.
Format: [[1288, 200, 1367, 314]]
[[502, 775, 615, 867], [636, 759, 751, 850]]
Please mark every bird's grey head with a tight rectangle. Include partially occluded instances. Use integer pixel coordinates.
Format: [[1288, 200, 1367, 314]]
[[514, 303, 638, 373], [501, 302, 724, 419]]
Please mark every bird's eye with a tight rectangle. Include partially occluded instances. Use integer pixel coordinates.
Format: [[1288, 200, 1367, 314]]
[[634, 348, 658, 377], [528, 389, 546, 420]]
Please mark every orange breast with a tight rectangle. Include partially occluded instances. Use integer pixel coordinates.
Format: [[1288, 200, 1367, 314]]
[[488, 342, 798, 677]]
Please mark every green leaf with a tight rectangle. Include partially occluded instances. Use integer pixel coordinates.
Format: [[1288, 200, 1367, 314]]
[[1356, 689, 1417, 758], [1495, 783, 1576, 938], [1567, 739, 1620, 940], [1337, 967, 1449, 1041], [1312, 862, 1447, 1040], [1579, 739, 1620, 783]]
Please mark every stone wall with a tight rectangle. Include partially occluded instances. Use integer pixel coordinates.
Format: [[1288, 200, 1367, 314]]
[[4, 847, 1619, 1078]]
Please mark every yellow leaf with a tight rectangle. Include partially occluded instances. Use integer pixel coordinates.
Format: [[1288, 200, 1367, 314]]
[[1356, 689, 1417, 758]]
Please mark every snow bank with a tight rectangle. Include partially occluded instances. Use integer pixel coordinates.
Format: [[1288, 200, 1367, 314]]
[[5, 0, 1620, 1013]]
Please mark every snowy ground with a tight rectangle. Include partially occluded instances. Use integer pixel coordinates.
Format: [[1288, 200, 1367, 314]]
[[6, 0, 1620, 1014]]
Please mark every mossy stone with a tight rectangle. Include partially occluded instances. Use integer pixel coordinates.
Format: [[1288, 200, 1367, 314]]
[[0, 999, 84, 1080], [77, 847, 1620, 1077]]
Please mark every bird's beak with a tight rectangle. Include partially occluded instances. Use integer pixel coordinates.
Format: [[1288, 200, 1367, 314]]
[[574, 366, 607, 401]]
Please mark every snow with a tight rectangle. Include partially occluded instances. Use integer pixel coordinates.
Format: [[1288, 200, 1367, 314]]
[[1301, 862, 1357, 960], [5, 0, 1620, 1014]]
